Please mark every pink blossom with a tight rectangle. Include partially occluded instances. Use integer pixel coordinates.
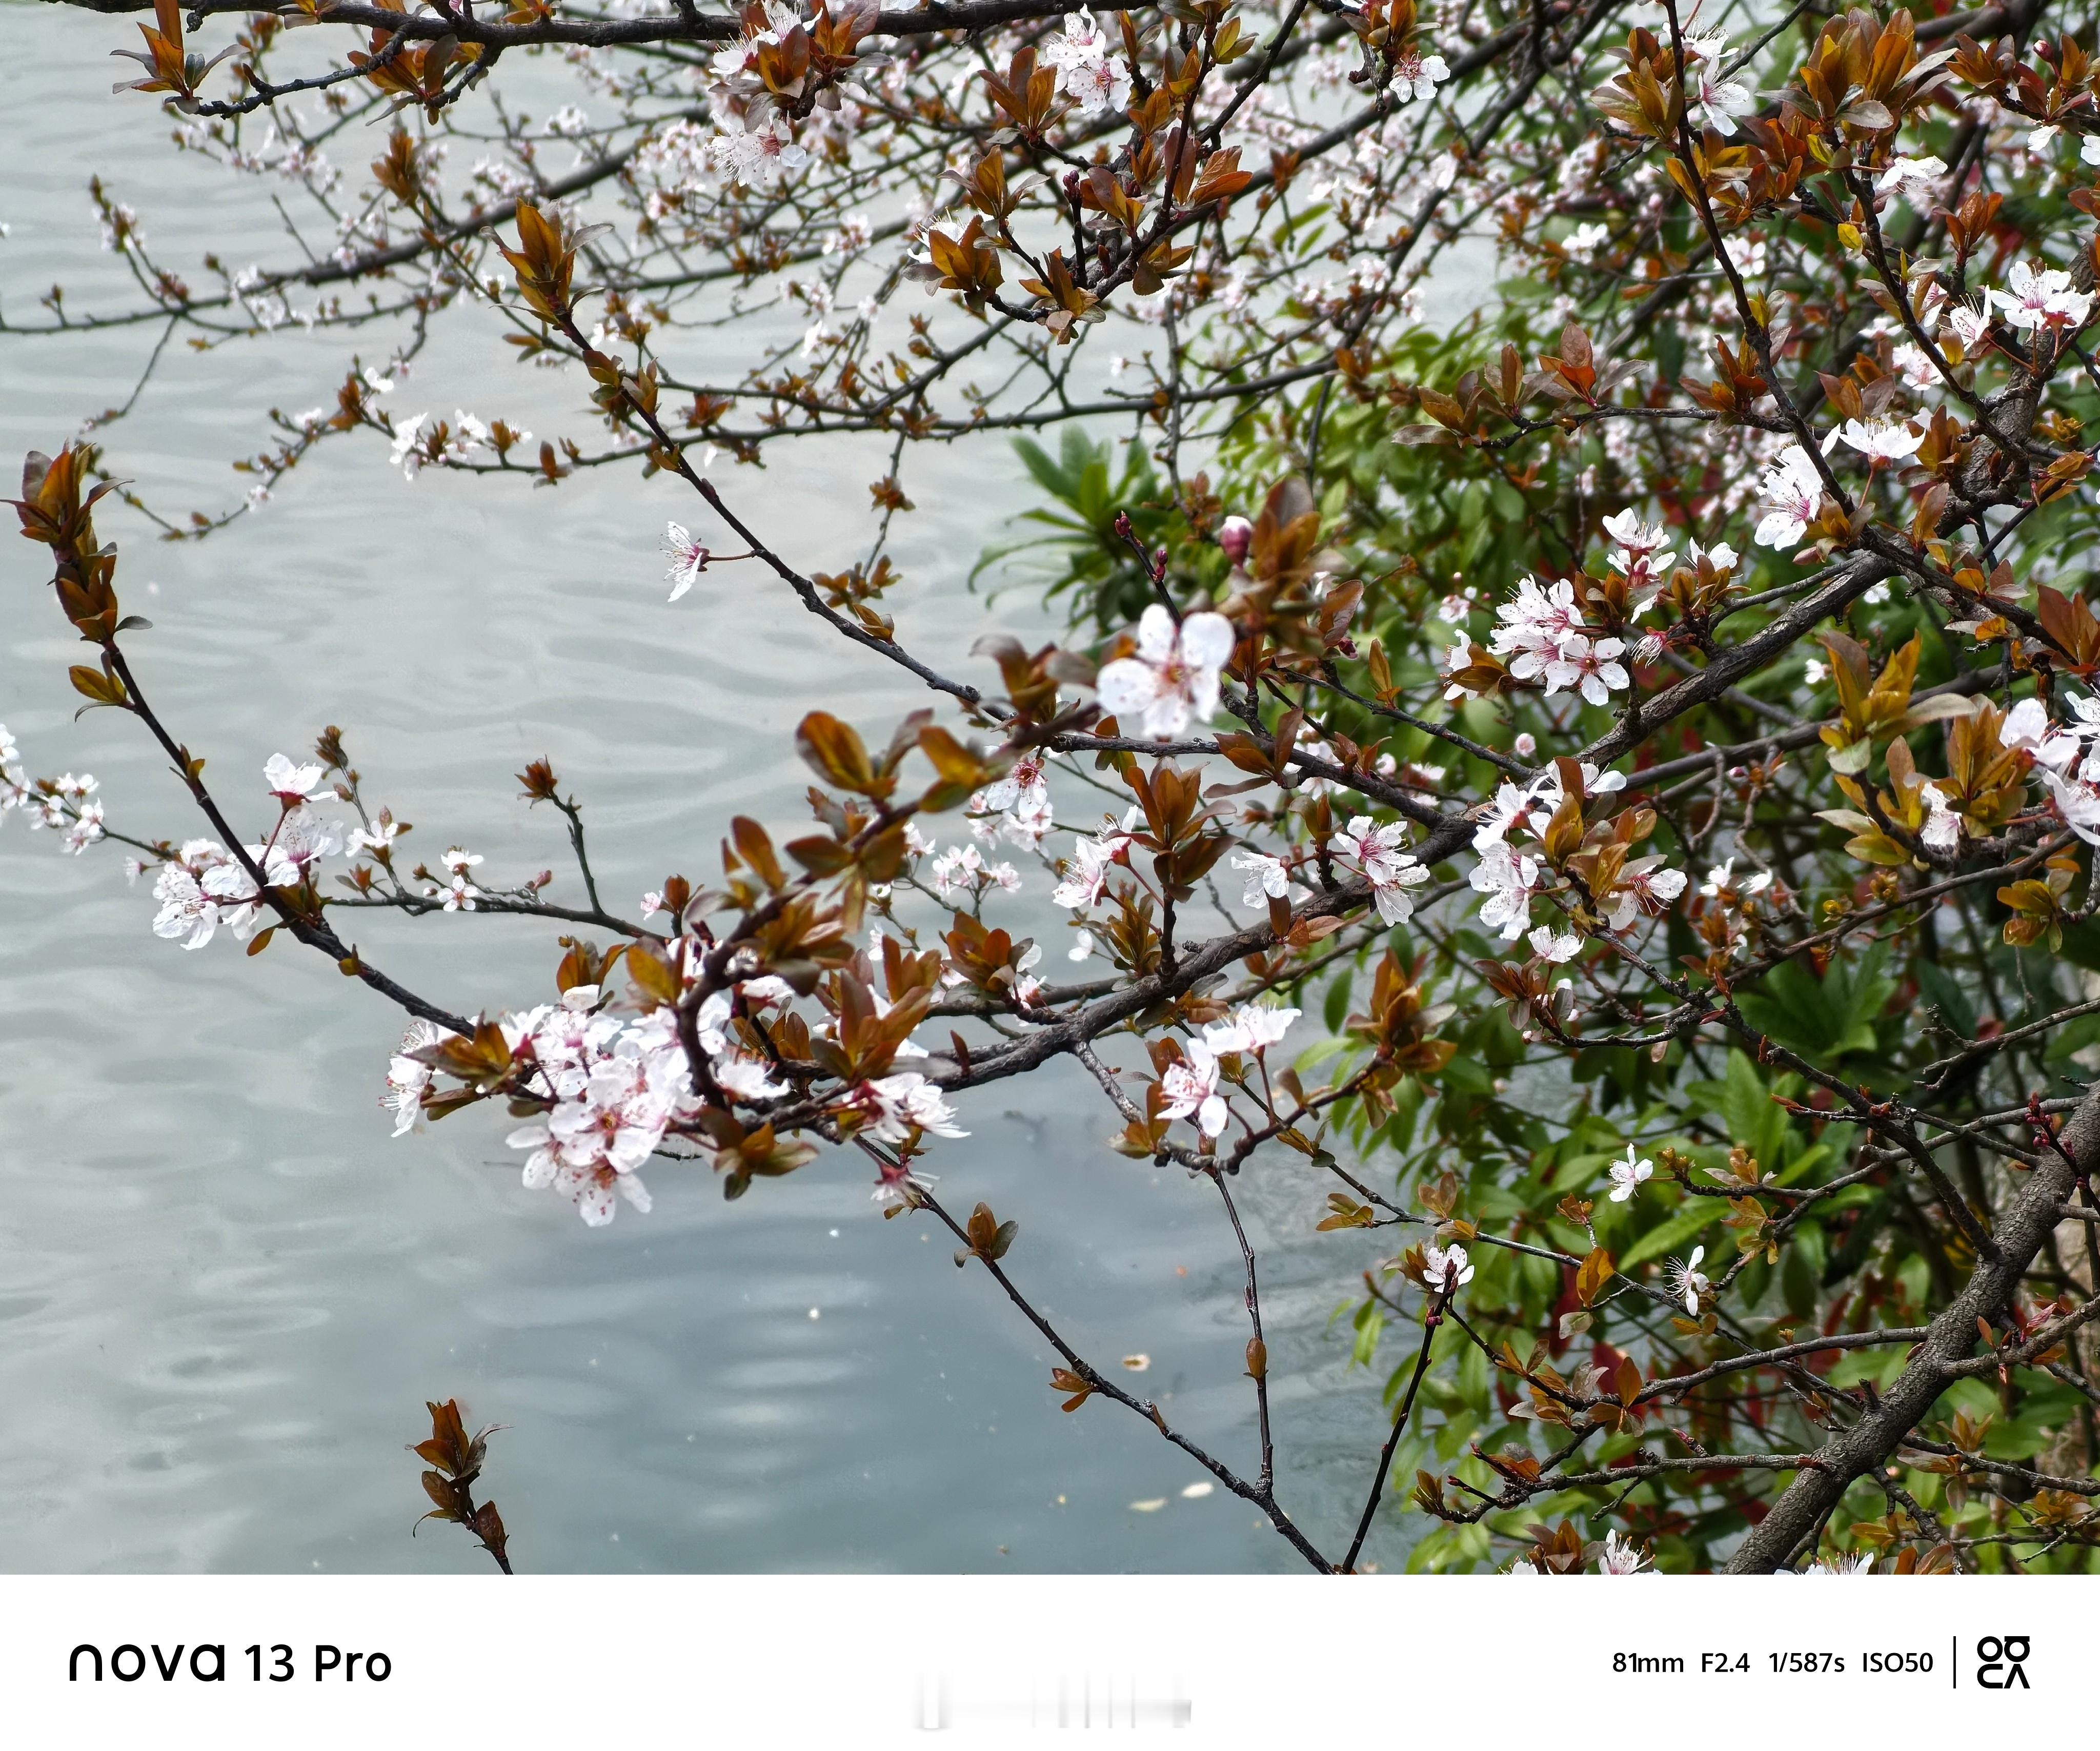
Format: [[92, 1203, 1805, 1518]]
[[1159, 1041, 1228, 1138], [663, 522, 711, 601], [1096, 604, 1236, 738], [1753, 444, 1825, 549]]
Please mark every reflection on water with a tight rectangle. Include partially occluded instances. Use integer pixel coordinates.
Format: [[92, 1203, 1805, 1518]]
[[0, 5, 1400, 1572]]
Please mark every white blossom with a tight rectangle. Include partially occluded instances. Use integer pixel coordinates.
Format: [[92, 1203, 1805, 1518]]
[[871, 1158, 938, 1207], [1203, 1003, 1298, 1055], [663, 522, 710, 601], [1690, 58, 1754, 135], [852, 1071, 966, 1144], [931, 843, 986, 901], [1802, 1553, 1874, 1575], [1470, 839, 1540, 940], [970, 752, 1054, 845], [1837, 416, 1925, 464], [1919, 781, 1962, 852], [246, 806, 346, 887], [1891, 342, 1940, 392], [1544, 633, 1631, 706], [63, 800, 105, 854], [1096, 604, 1236, 738], [381, 1020, 447, 1137], [498, 997, 721, 1224], [1606, 1144, 1652, 1202], [1487, 576, 1629, 705], [1052, 811, 1138, 909], [1529, 925, 1582, 963], [1598, 857, 1688, 931], [349, 810, 407, 857], [1042, 9, 1132, 115], [708, 110, 808, 190], [152, 863, 220, 950], [1159, 1040, 1228, 1138], [1421, 1240, 1474, 1289], [1233, 849, 1292, 910], [1945, 302, 1990, 353], [389, 413, 428, 480], [1597, 1531, 1652, 1574], [432, 872, 480, 911], [1328, 814, 1430, 923], [1754, 444, 1826, 548], [264, 752, 328, 803], [1666, 1245, 1710, 1314], [1392, 48, 1449, 104], [1874, 154, 1946, 208], [1987, 260, 2093, 333]]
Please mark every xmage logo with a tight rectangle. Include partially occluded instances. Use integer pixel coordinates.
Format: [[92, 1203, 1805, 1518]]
[[1975, 1636, 2031, 1691]]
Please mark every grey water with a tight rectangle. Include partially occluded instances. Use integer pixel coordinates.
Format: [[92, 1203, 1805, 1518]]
[[0, 2, 1413, 1572]]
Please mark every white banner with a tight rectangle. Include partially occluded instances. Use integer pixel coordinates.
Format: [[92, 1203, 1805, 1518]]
[[1, 1573, 2088, 1745]]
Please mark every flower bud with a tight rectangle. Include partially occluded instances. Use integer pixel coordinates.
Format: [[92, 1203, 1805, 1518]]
[[1218, 514, 1254, 563]]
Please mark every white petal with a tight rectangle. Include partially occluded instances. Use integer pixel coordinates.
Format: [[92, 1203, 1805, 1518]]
[[1134, 602, 1178, 664], [1140, 693, 1192, 739], [1095, 656, 1162, 719], [1177, 610, 1236, 670]]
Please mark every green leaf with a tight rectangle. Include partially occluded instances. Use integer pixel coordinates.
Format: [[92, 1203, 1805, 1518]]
[[2046, 1012, 2100, 1063], [1775, 1142, 1830, 1187], [1720, 1051, 1767, 1156], [1617, 1199, 1726, 1270], [1734, 945, 1893, 1064], [1350, 1298, 1384, 1369], [2056, 919, 2100, 974], [1913, 959, 1978, 1042], [1323, 971, 1352, 1035]]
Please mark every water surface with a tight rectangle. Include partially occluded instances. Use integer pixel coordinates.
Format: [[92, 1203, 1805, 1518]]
[[0, 3, 1405, 1573]]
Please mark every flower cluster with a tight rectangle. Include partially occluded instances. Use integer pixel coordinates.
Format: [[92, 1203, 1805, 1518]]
[[837, 1071, 967, 1145], [1466, 762, 1685, 941], [2018, 693, 2100, 845], [2, 736, 106, 855], [1327, 813, 1430, 924], [1753, 444, 1828, 550], [1488, 576, 1631, 706], [1052, 809, 1140, 910], [1042, 10, 1132, 116], [502, 987, 692, 1225], [930, 841, 1022, 902], [133, 755, 355, 947], [702, 1, 820, 189], [151, 839, 265, 950], [388, 411, 497, 482]]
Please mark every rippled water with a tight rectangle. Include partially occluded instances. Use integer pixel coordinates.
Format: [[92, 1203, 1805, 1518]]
[[0, 4, 1418, 1572]]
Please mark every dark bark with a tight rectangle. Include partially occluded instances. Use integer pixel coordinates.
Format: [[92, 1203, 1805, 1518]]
[[1726, 1082, 2100, 1572]]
